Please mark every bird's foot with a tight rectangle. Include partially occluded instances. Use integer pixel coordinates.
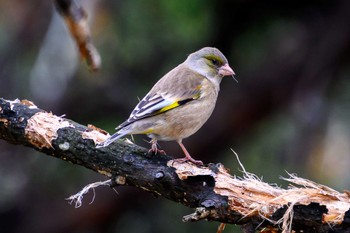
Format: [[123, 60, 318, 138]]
[[149, 140, 166, 155], [173, 157, 203, 166], [176, 140, 203, 165], [148, 147, 166, 155]]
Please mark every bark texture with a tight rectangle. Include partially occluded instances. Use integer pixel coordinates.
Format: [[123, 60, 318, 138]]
[[1, 98, 350, 233]]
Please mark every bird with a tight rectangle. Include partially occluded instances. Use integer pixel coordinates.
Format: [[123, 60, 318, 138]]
[[96, 47, 235, 165]]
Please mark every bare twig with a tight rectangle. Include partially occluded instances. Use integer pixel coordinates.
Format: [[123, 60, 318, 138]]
[[54, 0, 101, 71]]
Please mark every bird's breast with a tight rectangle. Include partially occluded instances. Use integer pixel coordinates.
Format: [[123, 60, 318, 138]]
[[149, 81, 219, 141]]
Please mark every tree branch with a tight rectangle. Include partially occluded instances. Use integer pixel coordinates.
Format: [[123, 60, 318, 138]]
[[1, 98, 350, 233], [54, 0, 101, 71]]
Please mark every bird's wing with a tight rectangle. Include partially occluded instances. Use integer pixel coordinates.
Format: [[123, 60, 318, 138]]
[[116, 66, 205, 130]]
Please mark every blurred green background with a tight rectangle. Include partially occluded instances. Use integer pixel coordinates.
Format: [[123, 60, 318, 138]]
[[1, 0, 350, 232]]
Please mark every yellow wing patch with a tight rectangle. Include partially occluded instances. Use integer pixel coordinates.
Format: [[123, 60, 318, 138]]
[[155, 84, 202, 114], [158, 101, 180, 113], [140, 128, 154, 134]]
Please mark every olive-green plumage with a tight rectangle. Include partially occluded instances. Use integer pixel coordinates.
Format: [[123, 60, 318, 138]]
[[97, 47, 235, 165]]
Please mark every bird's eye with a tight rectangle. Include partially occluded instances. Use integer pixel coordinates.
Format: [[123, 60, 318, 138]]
[[211, 58, 220, 66]]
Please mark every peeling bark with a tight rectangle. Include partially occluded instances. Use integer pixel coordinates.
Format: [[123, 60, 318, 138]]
[[1, 98, 350, 233]]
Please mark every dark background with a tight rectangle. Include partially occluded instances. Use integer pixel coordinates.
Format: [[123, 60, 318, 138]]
[[1, 0, 350, 232]]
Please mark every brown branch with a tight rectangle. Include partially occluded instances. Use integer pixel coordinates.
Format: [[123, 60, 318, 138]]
[[54, 0, 101, 71], [1, 98, 350, 233]]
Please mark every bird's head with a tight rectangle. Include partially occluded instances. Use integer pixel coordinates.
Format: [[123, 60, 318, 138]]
[[185, 47, 235, 87]]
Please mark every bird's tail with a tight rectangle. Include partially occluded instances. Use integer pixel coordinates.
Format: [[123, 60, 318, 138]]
[[96, 132, 127, 148]]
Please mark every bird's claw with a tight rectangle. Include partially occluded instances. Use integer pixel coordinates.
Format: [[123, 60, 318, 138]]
[[173, 157, 203, 166], [149, 141, 166, 155], [148, 147, 166, 155]]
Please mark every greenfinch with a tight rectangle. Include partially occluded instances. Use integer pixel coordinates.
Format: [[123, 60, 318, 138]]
[[97, 47, 235, 165]]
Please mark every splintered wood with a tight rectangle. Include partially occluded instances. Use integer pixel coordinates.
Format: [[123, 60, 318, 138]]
[[25, 112, 73, 149], [169, 161, 350, 226], [81, 124, 109, 144], [24, 111, 109, 149]]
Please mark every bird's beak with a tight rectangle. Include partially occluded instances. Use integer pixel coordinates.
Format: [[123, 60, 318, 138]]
[[218, 63, 235, 77]]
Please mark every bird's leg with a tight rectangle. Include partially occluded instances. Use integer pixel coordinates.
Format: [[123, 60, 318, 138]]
[[148, 138, 166, 155], [174, 140, 203, 165]]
